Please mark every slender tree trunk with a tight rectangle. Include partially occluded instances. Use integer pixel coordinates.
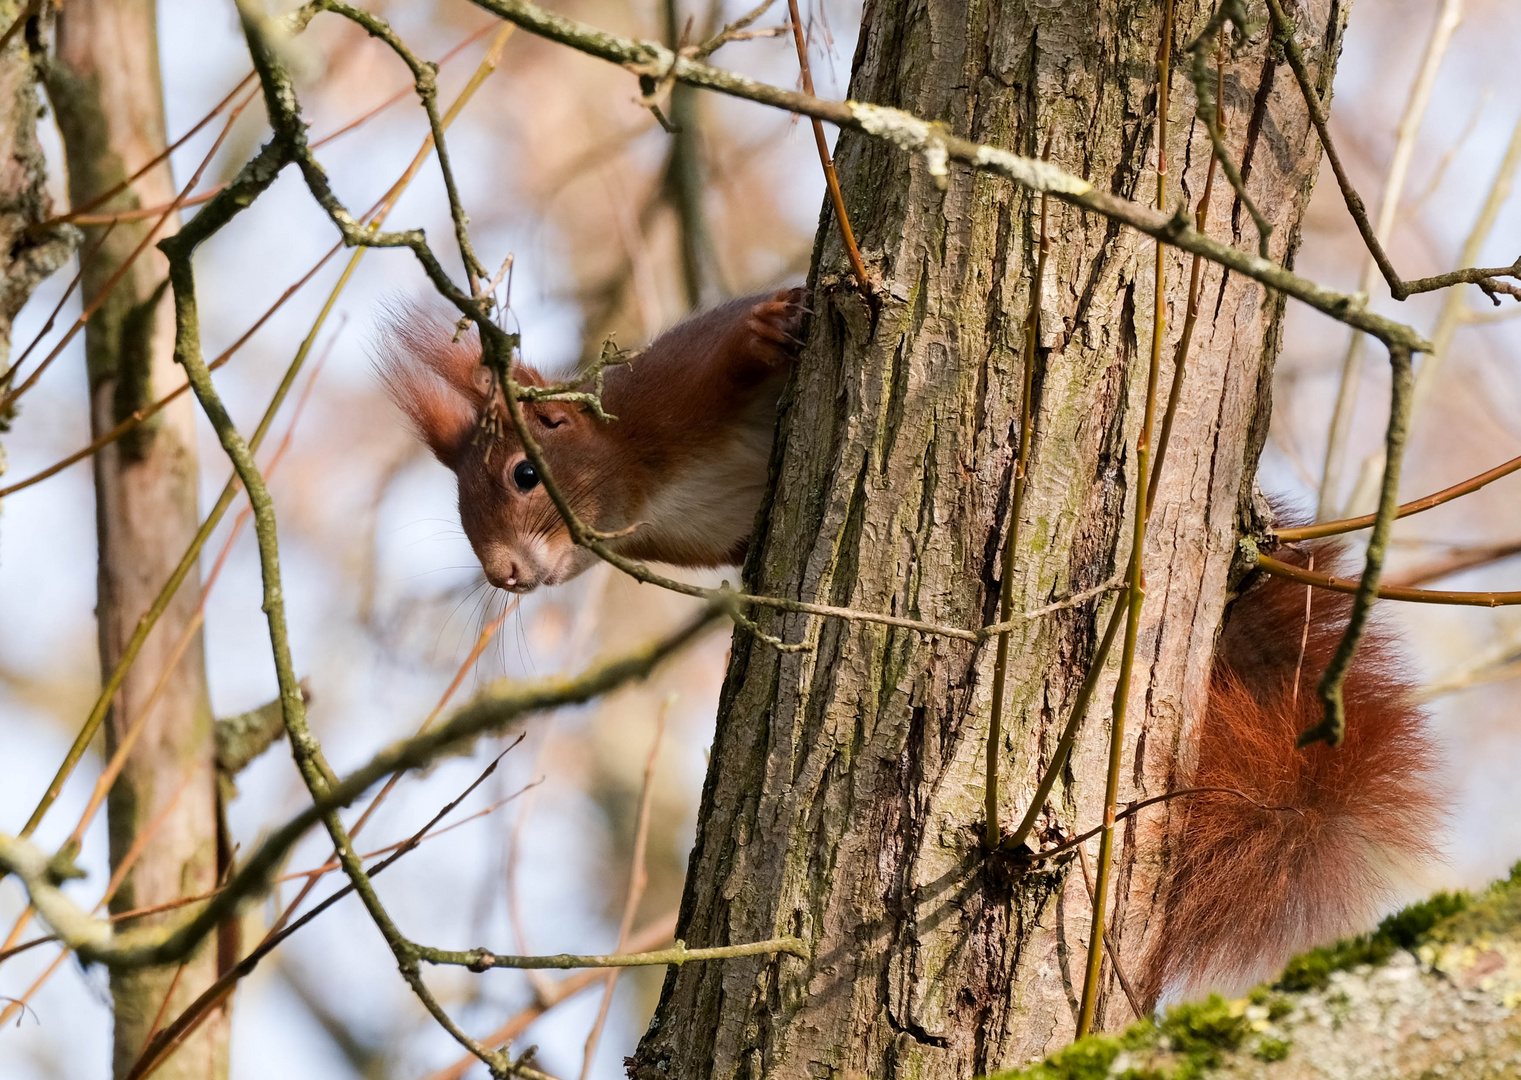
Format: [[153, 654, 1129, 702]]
[[43, 2, 228, 1077], [634, 1, 1344, 1076]]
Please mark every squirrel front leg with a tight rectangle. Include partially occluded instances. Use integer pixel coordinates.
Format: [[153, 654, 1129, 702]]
[[620, 287, 807, 408]]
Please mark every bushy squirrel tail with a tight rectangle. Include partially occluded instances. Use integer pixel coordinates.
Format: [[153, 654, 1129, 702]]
[[1139, 540, 1442, 1006]]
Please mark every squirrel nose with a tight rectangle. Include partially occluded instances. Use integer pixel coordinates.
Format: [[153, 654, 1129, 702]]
[[486, 557, 532, 592]]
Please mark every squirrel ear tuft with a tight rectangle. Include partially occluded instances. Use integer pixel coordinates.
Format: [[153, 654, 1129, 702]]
[[375, 319, 481, 465]]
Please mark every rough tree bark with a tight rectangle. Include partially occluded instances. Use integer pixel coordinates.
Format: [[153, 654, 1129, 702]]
[[0, 0, 75, 455], [634, 1, 1344, 1077], [42, 2, 227, 1077]]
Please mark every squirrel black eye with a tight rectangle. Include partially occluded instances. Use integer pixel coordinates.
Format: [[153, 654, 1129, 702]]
[[512, 459, 540, 492]]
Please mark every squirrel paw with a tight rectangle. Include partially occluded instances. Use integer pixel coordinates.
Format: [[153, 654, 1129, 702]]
[[743, 287, 809, 367]]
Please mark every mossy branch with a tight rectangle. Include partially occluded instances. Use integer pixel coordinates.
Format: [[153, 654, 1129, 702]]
[[461, 0, 1428, 351], [213, 681, 310, 776], [992, 869, 1521, 1080], [419, 936, 810, 972]]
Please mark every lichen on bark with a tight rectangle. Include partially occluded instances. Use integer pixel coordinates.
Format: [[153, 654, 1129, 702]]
[[0, 0, 76, 443]]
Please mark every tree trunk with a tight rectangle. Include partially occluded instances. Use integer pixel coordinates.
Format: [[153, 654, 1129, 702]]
[[0, 0, 75, 442], [634, 1, 1344, 1076], [43, 2, 227, 1077]]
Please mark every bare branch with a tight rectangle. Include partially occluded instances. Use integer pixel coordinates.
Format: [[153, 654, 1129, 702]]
[[1256, 552, 1521, 607], [420, 936, 810, 972], [462, 0, 1428, 349]]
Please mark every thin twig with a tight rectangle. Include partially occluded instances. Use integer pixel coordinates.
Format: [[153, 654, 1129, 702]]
[[420, 914, 680, 1080], [342, 586, 521, 847], [579, 697, 670, 1080], [1075, 844, 1143, 1022], [1313, 0, 1462, 519], [1278, 448, 1521, 541], [500, 731, 556, 1004], [1001, 592, 1130, 857], [1256, 551, 1521, 607], [420, 936, 809, 971], [1268, 0, 1464, 301], [306, 1, 491, 292], [37, 778, 534, 936], [1184, 7, 1271, 257], [1078, 0, 1172, 1034], [1032, 786, 1301, 862], [691, 0, 779, 59], [1303, 342, 1410, 746], [1292, 552, 1314, 710], [786, 0, 868, 287], [986, 141, 1050, 847]]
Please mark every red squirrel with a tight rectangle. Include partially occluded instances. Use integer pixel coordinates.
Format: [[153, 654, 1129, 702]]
[[381, 294, 1440, 1008], [378, 287, 807, 591]]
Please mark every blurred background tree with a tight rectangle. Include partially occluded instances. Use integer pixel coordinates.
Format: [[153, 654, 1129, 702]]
[[42, 2, 226, 1075]]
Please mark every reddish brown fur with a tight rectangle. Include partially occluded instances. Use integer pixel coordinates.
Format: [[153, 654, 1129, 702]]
[[1140, 539, 1442, 1005], [377, 288, 806, 590]]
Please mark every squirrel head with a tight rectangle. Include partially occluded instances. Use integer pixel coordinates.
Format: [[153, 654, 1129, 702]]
[[377, 314, 624, 592]]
